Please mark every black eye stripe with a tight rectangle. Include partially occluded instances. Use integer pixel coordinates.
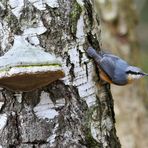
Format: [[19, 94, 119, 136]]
[[126, 70, 143, 75]]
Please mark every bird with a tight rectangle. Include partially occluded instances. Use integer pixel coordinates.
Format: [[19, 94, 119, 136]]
[[86, 47, 148, 85]]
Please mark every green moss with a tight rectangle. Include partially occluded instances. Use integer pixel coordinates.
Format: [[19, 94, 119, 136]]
[[82, 108, 101, 148], [69, 0, 82, 37], [85, 131, 100, 148]]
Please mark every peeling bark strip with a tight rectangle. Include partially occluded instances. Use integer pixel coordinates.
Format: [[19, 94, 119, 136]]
[[0, 0, 120, 147]]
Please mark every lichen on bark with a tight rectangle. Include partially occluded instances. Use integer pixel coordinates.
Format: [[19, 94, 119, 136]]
[[69, 0, 82, 37]]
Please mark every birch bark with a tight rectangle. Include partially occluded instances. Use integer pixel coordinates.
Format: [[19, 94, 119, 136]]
[[0, 0, 120, 147]]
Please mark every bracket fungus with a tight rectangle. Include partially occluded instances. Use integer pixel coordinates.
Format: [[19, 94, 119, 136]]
[[0, 37, 65, 91]]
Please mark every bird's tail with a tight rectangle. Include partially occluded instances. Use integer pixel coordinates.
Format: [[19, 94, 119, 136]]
[[86, 47, 102, 62]]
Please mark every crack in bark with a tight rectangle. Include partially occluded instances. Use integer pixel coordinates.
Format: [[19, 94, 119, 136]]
[[15, 112, 21, 145], [22, 140, 48, 145], [69, 63, 75, 82], [87, 32, 100, 50], [78, 47, 83, 66], [84, 61, 89, 80]]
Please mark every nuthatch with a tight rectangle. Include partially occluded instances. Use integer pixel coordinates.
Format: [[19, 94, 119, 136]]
[[87, 47, 148, 85]]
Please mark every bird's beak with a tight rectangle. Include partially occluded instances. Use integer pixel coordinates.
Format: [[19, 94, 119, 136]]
[[143, 73, 148, 76]]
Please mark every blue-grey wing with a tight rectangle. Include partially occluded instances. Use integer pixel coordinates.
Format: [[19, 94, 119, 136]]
[[99, 56, 117, 80], [113, 59, 129, 84], [99, 56, 128, 85]]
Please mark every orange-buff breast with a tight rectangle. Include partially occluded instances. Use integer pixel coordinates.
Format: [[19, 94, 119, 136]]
[[99, 69, 113, 84]]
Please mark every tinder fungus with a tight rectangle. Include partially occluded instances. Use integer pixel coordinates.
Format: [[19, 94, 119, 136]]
[[0, 36, 65, 91]]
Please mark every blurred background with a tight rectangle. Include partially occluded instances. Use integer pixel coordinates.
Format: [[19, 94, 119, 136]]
[[94, 0, 148, 148], [136, 0, 148, 80]]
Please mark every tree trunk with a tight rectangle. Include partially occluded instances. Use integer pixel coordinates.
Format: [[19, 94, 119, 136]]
[[0, 0, 120, 147]]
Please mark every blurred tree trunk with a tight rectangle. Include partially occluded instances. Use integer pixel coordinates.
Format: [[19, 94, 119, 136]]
[[0, 0, 121, 147], [94, 0, 148, 148]]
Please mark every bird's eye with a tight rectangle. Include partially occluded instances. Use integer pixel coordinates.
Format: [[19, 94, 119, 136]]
[[126, 70, 134, 74]]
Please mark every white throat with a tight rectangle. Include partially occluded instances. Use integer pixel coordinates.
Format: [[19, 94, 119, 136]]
[[128, 74, 143, 80]]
